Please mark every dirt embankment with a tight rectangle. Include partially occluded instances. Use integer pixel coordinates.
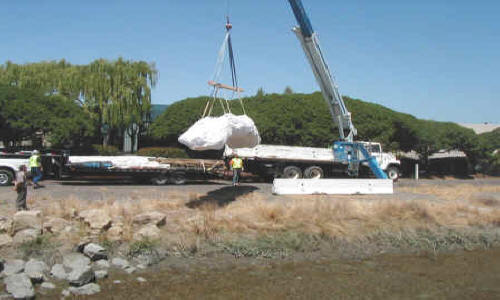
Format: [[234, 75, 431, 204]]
[[0, 178, 498, 262], [0, 179, 499, 298]]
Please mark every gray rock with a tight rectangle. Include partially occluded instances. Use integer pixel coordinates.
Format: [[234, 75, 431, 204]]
[[106, 223, 123, 241], [132, 211, 166, 227], [0, 234, 13, 248], [137, 276, 147, 282], [61, 289, 70, 297], [12, 229, 40, 245], [132, 251, 161, 267], [113, 280, 121, 284], [133, 224, 161, 241], [111, 257, 130, 269], [50, 263, 67, 280], [124, 266, 136, 274], [12, 211, 42, 235], [67, 265, 95, 287], [2, 259, 25, 276], [83, 243, 108, 261], [4, 273, 35, 299], [75, 238, 91, 253], [136, 264, 147, 269], [78, 209, 111, 231], [43, 217, 70, 234], [63, 253, 90, 270], [24, 259, 48, 284], [40, 282, 56, 289], [94, 259, 110, 269], [0, 217, 13, 234], [68, 283, 101, 295], [94, 270, 108, 279]]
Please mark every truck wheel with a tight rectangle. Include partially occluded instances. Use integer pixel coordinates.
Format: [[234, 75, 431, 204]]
[[304, 166, 324, 179], [151, 175, 169, 185], [169, 172, 187, 185], [283, 166, 302, 179], [385, 166, 399, 181], [0, 168, 14, 186]]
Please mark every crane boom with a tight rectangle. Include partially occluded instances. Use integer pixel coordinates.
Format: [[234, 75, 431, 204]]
[[286, 0, 388, 179], [287, 0, 356, 142]]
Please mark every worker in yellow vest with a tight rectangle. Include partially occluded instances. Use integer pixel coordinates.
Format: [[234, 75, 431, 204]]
[[29, 150, 43, 189], [229, 155, 244, 186]]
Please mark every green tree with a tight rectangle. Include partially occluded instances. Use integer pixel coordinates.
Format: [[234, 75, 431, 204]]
[[150, 91, 483, 163], [0, 84, 94, 147], [0, 58, 157, 150], [475, 128, 500, 174], [255, 87, 265, 98], [283, 86, 293, 94], [478, 128, 500, 153]]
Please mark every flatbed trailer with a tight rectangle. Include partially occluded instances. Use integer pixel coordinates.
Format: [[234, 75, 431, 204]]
[[64, 156, 226, 185]]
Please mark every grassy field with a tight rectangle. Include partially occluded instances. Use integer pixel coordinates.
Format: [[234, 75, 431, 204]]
[[23, 181, 500, 259]]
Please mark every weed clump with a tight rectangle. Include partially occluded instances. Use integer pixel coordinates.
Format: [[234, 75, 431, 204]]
[[128, 239, 158, 257], [18, 234, 58, 259]]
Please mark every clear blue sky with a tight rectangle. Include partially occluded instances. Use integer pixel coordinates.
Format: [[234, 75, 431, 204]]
[[1, 0, 498, 123]]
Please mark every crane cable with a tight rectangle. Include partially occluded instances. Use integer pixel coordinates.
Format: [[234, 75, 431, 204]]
[[203, 31, 232, 118], [226, 16, 247, 116], [203, 14, 247, 118]]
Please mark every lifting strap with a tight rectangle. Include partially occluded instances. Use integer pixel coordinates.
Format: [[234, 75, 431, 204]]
[[203, 17, 247, 118]]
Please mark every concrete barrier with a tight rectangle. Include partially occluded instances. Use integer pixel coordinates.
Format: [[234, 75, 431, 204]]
[[272, 179, 393, 195]]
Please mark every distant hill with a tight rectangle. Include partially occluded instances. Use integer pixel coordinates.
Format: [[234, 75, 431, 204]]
[[150, 104, 169, 121], [151, 92, 480, 160]]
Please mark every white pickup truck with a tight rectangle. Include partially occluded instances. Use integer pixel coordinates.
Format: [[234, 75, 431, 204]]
[[224, 142, 401, 180], [0, 157, 28, 186], [0, 150, 66, 186]]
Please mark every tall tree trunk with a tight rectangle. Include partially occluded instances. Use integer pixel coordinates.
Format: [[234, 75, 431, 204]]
[[103, 133, 110, 147]]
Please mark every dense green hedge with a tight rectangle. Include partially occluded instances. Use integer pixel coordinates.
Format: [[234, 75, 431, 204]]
[[136, 147, 188, 158], [150, 92, 482, 162], [477, 128, 500, 175], [92, 144, 120, 155]]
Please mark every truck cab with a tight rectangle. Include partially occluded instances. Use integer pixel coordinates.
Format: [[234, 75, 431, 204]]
[[358, 141, 400, 180]]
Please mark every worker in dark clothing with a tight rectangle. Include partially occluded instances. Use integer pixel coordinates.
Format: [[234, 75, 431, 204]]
[[13, 165, 28, 211], [29, 150, 43, 188], [229, 155, 244, 186]]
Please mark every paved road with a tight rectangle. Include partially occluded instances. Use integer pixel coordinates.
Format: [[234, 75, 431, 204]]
[[0, 178, 271, 204], [1, 177, 498, 205]]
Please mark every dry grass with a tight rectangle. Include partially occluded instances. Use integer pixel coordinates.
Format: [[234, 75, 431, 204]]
[[399, 184, 500, 201], [187, 194, 499, 240], [28, 182, 500, 255]]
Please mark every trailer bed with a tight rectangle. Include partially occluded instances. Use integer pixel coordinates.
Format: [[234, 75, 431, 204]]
[[65, 156, 226, 183], [225, 145, 335, 162]]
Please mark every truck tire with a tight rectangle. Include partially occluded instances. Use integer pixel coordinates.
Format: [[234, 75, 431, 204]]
[[283, 166, 302, 179], [304, 166, 324, 179], [0, 168, 14, 186], [151, 175, 169, 185], [385, 166, 399, 181], [169, 172, 187, 185]]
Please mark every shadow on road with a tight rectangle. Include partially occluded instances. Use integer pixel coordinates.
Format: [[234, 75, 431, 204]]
[[186, 185, 259, 209]]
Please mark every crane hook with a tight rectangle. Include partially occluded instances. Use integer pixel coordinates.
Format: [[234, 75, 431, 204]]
[[225, 16, 232, 31]]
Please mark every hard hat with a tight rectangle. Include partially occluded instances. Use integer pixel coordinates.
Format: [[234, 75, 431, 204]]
[[33, 150, 40, 154]]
